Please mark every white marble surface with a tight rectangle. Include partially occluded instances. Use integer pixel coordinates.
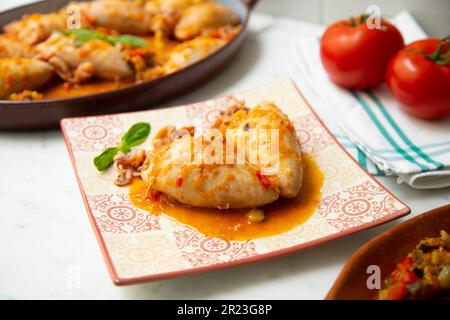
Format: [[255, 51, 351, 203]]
[[0, 5, 449, 300]]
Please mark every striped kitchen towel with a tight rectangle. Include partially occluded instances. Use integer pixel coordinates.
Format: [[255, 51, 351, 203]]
[[292, 11, 450, 189]]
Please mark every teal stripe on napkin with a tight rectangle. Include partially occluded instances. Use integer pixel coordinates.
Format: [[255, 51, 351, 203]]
[[357, 148, 368, 169], [374, 140, 450, 154], [351, 91, 429, 172], [366, 91, 444, 170]]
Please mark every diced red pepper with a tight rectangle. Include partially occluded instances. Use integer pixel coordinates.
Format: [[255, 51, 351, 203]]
[[148, 189, 162, 201], [389, 270, 403, 283], [129, 49, 145, 57], [401, 269, 418, 285], [387, 283, 406, 300], [206, 29, 222, 39], [175, 177, 183, 187], [81, 13, 95, 25], [63, 82, 74, 91], [97, 27, 114, 35], [396, 256, 414, 272], [256, 170, 272, 189]]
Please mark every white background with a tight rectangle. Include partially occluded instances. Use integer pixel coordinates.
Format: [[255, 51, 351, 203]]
[[257, 0, 449, 37], [2, 0, 449, 36]]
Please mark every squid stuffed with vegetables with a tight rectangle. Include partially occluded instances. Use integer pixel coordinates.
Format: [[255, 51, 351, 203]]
[[36, 31, 137, 83], [0, 58, 53, 99], [0, 35, 36, 58], [4, 12, 65, 45], [75, 0, 151, 35], [174, 2, 240, 40], [113, 102, 304, 209]]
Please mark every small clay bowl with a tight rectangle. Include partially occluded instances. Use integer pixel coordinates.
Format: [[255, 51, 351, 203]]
[[326, 204, 450, 300]]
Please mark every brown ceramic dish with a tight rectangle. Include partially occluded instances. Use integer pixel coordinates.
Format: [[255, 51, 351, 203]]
[[0, 0, 258, 130], [326, 204, 450, 300]]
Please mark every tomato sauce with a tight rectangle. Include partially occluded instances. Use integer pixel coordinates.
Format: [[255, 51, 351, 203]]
[[129, 153, 324, 241]]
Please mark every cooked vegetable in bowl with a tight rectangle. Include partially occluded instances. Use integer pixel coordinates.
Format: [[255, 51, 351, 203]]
[[378, 230, 450, 300], [0, 0, 242, 100]]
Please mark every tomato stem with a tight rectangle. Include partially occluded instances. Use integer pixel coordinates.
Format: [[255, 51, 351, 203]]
[[431, 37, 447, 59], [348, 14, 369, 27], [408, 36, 450, 65], [360, 14, 369, 24]]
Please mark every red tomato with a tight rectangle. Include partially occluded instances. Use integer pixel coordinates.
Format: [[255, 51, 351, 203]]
[[387, 38, 450, 120], [320, 15, 404, 89]]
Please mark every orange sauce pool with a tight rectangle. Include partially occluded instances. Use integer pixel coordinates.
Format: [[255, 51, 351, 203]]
[[129, 153, 324, 241]]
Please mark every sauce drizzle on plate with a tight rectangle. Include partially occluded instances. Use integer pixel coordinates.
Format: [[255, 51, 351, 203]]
[[129, 153, 324, 241]]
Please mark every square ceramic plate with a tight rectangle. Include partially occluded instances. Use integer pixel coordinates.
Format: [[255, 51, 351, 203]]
[[61, 80, 410, 285]]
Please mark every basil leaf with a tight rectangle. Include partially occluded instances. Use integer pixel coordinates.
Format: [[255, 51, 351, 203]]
[[109, 35, 149, 47], [120, 122, 151, 153], [93, 147, 119, 171], [93, 122, 151, 172], [61, 29, 148, 47], [61, 29, 110, 45]]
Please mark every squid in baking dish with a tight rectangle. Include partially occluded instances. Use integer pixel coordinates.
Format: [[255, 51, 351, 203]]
[[0, 58, 53, 99], [0, 36, 54, 99], [4, 12, 66, 45], [0, 35, 36, 58], [0, 0, 242, 100], [75, 0, 151, 35], [75, 0, 239, 39], [115, 102, 304, 209], [35, 31, 137, 83], [174, 2, 240, 40]]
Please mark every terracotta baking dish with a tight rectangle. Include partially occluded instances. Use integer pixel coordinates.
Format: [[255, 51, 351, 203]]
[[326, 204, 450, 300], [0, 0, 258, 130]]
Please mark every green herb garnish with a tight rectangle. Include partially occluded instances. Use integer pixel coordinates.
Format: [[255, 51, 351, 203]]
[[120, 122, 151, 154], [110, 34, 149, 47], [94, 147, 120, 172], [61, 29, 149, 47], [93, 122, 151, 172]]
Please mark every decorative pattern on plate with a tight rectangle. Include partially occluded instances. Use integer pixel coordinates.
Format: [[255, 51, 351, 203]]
[[62, 115, 124, 152], [293, 113, 334, 155], [185, 96, 243, 125], [61, 79, 410, 285], [174, 229, 258, 267], [255, 214, 334, 253], [105, 233, 185, 278], [316, 145, 366, 195], [88, 194, 161, 234]]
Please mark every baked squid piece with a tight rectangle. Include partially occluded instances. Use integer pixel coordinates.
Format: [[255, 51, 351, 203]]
[[160, 33, 228, 74], [76, 0, 151, 35], [135, 31, 229, 80], [145, 0, 213, 13], [0, 58, 53, 99], [4, 12, 65, 45], [0, 36, 36, 58], [121, 102, 303, 209], [36, 31, 136, 83], [212, 103, 304, 199], [174, 2, 240, 40], [144, 0, 212, 36]]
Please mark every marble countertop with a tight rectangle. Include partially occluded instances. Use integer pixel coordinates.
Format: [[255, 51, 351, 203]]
[[0, 5, 449, 299]]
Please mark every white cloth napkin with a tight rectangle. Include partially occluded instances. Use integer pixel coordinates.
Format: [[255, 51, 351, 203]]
[[292, 11, 450, 189]]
